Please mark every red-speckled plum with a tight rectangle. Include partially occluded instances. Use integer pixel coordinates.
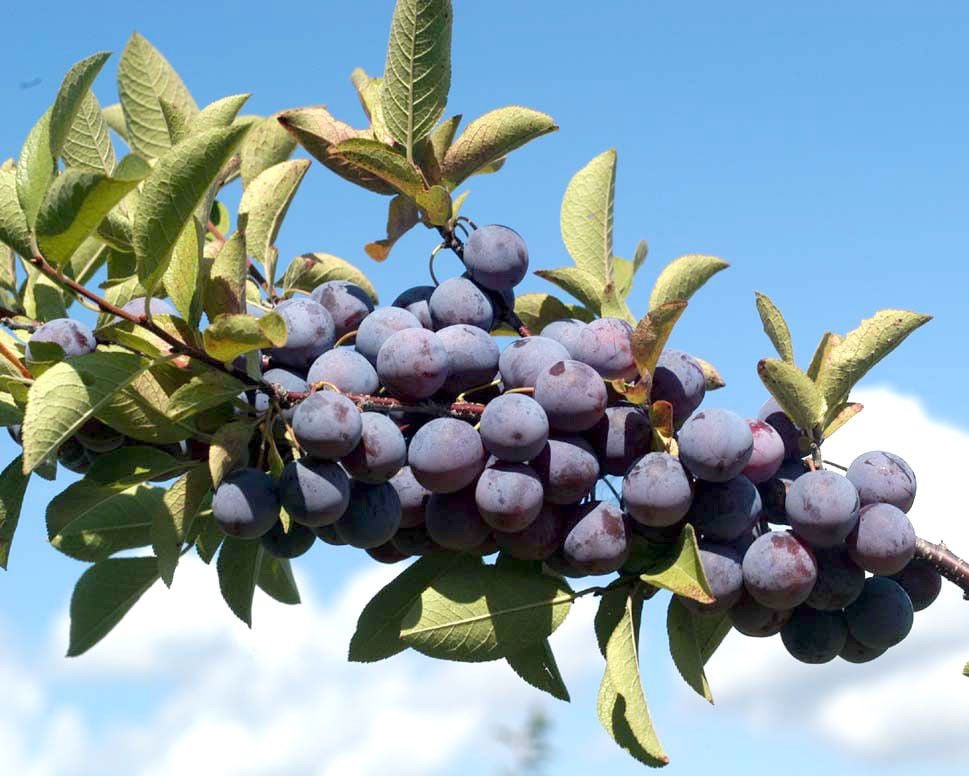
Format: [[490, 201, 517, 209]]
[[678, 409, 753, 482], [408, 417, 486, 493], [292, 391, 362, 460], [26, 318, 96, 361], [428, 277, 494, 331], [650, 350, 706, 428], [376, 328, 449, 400], [622, 452, 693, 527], [586, 406, 651, 476], [846, 502, 916, 575], [269, 297, 336, 369], [475, 461, 543, 532], [742, 530, 817, 609], [436, 324, 500, 394], [479, 393, 549, 463], [562, 501, 628, 575], [355, 307, 422, 365], [531, 435, 600, 505], [571, 318, 636, 380], [846, 450, 917, 513], [311, 280, 373, 338], [785, 470, 860, 547], [533, 359, 607, 432], [498, 336, 570, 390], [342, 412, 407, 483]]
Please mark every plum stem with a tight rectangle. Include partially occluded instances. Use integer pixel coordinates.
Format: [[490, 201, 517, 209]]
[[0, 337, 31, 380], [914, 537, 969, 600]]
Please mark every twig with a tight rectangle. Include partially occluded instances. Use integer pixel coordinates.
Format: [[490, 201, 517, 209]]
[[0, 338, 31, 379], [282, 387, 486, 421], [915, 537, 969, 600]]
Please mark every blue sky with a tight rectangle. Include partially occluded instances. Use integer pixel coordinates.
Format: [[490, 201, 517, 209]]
[[0, 1, 967, 774]]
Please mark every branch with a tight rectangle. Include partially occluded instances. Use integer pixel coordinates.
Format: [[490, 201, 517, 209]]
[[281, 387, 486, 420], [0, 338, 31, 379], [915, 537, 969, 600]]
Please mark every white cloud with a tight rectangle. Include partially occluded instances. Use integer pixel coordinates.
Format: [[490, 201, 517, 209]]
[[707, 386, 969, 761]]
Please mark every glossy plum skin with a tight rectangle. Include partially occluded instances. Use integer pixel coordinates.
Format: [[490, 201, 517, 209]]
[[475, 462, 544, 532], [728, 590, 792, 637], [269, 297, 336, 369], [428, 277, 494, 331], [479, 393, 549, 463], [341, 412, 407, 483], [844, 576, 914, 649], [650, 350, 706, 428], [677, 409, 753, 483], [684, 543, 744, 614], [407, 418, 486, 493], [494, 504, 563, 561], [533, 359, 608, 432], [781, 607, 848, 664], [261, 521, 316, 559], [498, 336, 570, 390], [785, 470, 861, 547], [292, 391, 363, 460], [463, 225, 529, 290], [805, 546, 865, 611], [278, 459, 351, 527], [623, 452, 693, 528], [255, 368, 308, 422], [539, 319, 587, 356], [688, 475, 762, 543], [392, 286, 435, 329], [436, 324, 500, 394], [311, 280, 374, 338], [388, 466, 432, 528], [376, 328, 450, 400], [742, 420, 785, 484], [742, 530, 818, 610], [562, 501, 629, 575], [846, 450, 917, 513], [213, 468, 280, 539], [26, 318, 96, 360], [355, 307, 422, 365], [586, 406, 651, 476], [846, 502, 916, 575], [307, 348, 379, 395], [425, 486, 492, 551], [890, 558, 943, 611], [757, 397, 802, 459], [334, 481, 402, 549], [571, 318, 637, 380], [531, 435, 600, 505]]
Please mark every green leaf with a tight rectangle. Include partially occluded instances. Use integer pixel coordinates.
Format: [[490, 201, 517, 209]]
[[596, 587, 669, 767], [17, 109, 57, 229], [118, 32, 199, 159], [21, 351, 157, 473], [533, 267, 603, 312], [816, 310, 932, 410], [209, 420, 255, 486], [193, 514, 224, 564], [159, 98, 192, 146], [755, 292, 794, 364], [168, 371, 248, 422], [203, 312, 287, 362], [93, 361, 196, 444], [381, 0, 453, 161], [36, 170, 142, 267], [237, 159, 311, 278], [49, 52, 111, 159], [161, 218, 203, 326], [0, 455, 30, 569], [441, 106, 556, 188], [666, 598, 731, 703], [154, 465, 211, 586], [239, 114, 298, 189], [400, 561, 573, 663], [62, 92, 116, 175], [134, 125, 249, 291], [822, 401, 864, 439], [257, 556, 301, 605], [638, 524, 715, 604], [102, 103, 129, 140], [630, 301, 688, 378], [349, 552, 474, 663], [757, 358, 827, 436], [350, 68, 393, 144], [22, 264, 68, 321], [186, 94, 250, 138], [0, 392, 23, 426], [806, 331, 841, 382], [0, 167, 34, 259], [364, 195, 420, 261], [276, 108, 396, 195], [414, 184, 451, 226], [422, 114, 462, 183], [328, 137, 425, 196], [66, 236, 109, 285], [648, 254, 729, 312], [204, 231, 247, 318], [506, 640, 570, 702], [494, 292, 594, 336], [693, 356, 726, 391], [282, 252, 378, 302], [217, 536, 264, 626], [67, 556, 160, 657], [560, 149, 616, 288]]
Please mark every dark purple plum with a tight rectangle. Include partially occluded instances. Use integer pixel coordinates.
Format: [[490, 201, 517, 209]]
[[278, 459, 350, 527], [268, 297, 336, 369], [428, 277, 494, 331], [408, 417, 486, 493], [388, 466, 432, 528], [311, 280, 374, 338], [839, 633, 887, 664], [307, 348, 379, 395], [729, 590, 792, 637], [341, 412, 407, 483], [586, 405, 651, 476], [479, 393, 549, 462], [562, 501, 629, 575], [435, 324, 500, 394], [292, 391, 362, 460], [475, 462, 544, 532], [75, 419, 125, 453], [786, 470, 860, 547], [425, 486, 492, 551], [683, 542, 744, 614], [366, 542, 410, 564], [463, 224, 529, 290], [498, 336, 570, 390], [533, 359, 607, 432], [571, 318, 637, 380], [678, 408, 753, 483], [623, 452, 693, 527], [650, 350, 706, 428], [391, 523, 439, 556], [781, 607, 848, 664], [355, 306, 422, 365], [688, 476, 762, 543], [539, 319, 587, 356], [26, 318, 96, 361], [742, 420, 785, 484], [334, 481, 401, 548], [392, 286, 435, 329], [494, 503, 563, 561], [376, 328, 449, 400], [889, 558, 942, 611], [213, 468, 280, 538], [313, 524, 347, 546], [806, 546, 865, 610], [757, 459, 807, 523], [846, 450, 917, 513], [846, 502, 916, 575], [742, 530, 818, 610], [531, 435, 600, 505], [260, 521, 316, 558], [757, 397, 802, 459], [845, 576, 914, 649]]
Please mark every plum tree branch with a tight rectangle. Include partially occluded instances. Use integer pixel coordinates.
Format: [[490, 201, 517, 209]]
[[914, 537, 969, 600], [281, 387, 486, 420]]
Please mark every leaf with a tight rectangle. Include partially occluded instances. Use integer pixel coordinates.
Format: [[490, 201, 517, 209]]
[[239, 113, 298, 188], [423, 114, 462, 182], [257, 556, 301, 605], [0, 455, 30, 569], [381, 0, 453, 161], [167, 371, 248, 422], [154, 466, 211, 586], [816, 310, 932, 409], [204, 231, 247, 318], [596, 587, 668, 767], [757, 359, 827, 436], [118, 32, 199, 159], [505, 640, 570, 702], [533, 267, 603, 312], [414, 184, 451, 226], [134, 125, 249, 291], [755, 292, 794, 364], [67, 557, 160, 657], [49, 51, 112, 159], [94, 361, 197, 444], [442, 106, 557, 188], [17, 109, 56, 229], [217, 536, 264, 626], [22, 264, 68, 321], [638, 524, 714, 604], [822, 402, 864, 439], [282, 252, 379, 302], [62, 92, 116, 175], [364, 195, 420, 261], [159, 98, 192, 146], [648, 254, 729, 312], [0, 167, 34, 258], [193, 514, 224, 564], [350, 68, 393, 144], [36, 169, 142, 267], [693, 356, 726, 391], [203, 312, 287, 362], [162, 218, 203, 325], [806, 331, 841, 382], [328, 137, 424, 196], [349, 552, 474, 663], [630, 301, 688, 378], [66, 236, 109, 285], [209, 420, 255, 486], [501, 292, 594, 335], [666, 598, 731, 704], [186, 94, 250, 137], [102, 103, 129, 140], [560, 149, 616, 287], [400, 561, 573, 662], [237, 159, 311, 276], [276, 107, 396, 195]]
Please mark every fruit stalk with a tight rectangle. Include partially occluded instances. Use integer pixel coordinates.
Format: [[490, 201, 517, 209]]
[[914, 537, 969, 599]]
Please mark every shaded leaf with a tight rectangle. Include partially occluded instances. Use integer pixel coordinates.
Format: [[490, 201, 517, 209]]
[[666, 597, 731, 703], [257, 556, 300, 605], [0, 455, 30, 569], [364, 195, 420, 261], [282, 252, 378, 302], [204, 231, 247, 318], [49, 52, 111, 159], [154, 466, 211, 586], [217, 536, 263, 626], [806, 331, 842, 382], [822, 402, 864, 439], [203, 312, 287, 362], [630, 301, 688, 378], [239, 113, 298, 188], [167, 371, 248, 422], [0, 167, 34, 259], [162, 218, 203, 326], [494, 292, 594, 336], [209, 420, 255, 486], [757, 358, 827, 436], [638, 524, 714, 604], [648, 254, 729, 312], [17, 109, 56, 228], [506, 639, 570, 702], [534, 266, 602, 312], [102, 103, 129, 140], [755, 292, 794, 364]]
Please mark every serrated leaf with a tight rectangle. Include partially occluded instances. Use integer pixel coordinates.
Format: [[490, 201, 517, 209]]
[[630, 301, 687, 378], [349, 552, 474, 663], [209, 420, 255, 487], [822, 402, 864, 439], [239, 113, 298, 189], [816, 310, 931, 410], [167, 370, 248, 422], [381, 0, 453, 161], [365, 195, 420, 261], [282, 252, 378, 302], [534, 267, 603, 312], [118, 32, 198, 159], [204, 231, 247, 318], [67, 556, 160, 657], [49, 52, 111, 159], [217, 536, 264, 626], [203, 312, 286, 362], [505, 639, 570, 702], [257, 556, 300, 605], [0, 167, 34, 259], [755, 292, 794, 364], [560, 149, 616, 288], [134, 125, 249, 291], [0, 455, 30, 569], [154, 465, 211, 586], [237, 159, 310, 278], [638, 524, 714, 604], [194, 513, 223, 563], [806, 331, 841, 382], [442, 106, 557, 188], [648, 254, 729, 312], [693, 356, 726, 391], [400, 561, 573, 662], [666, 598, 731, 704], [63, 92, 115, 175], [17, 109, 56, 229], [757, 358, 827, 436], [36, 170, 142, 267], [162, 218, 203, 326]]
